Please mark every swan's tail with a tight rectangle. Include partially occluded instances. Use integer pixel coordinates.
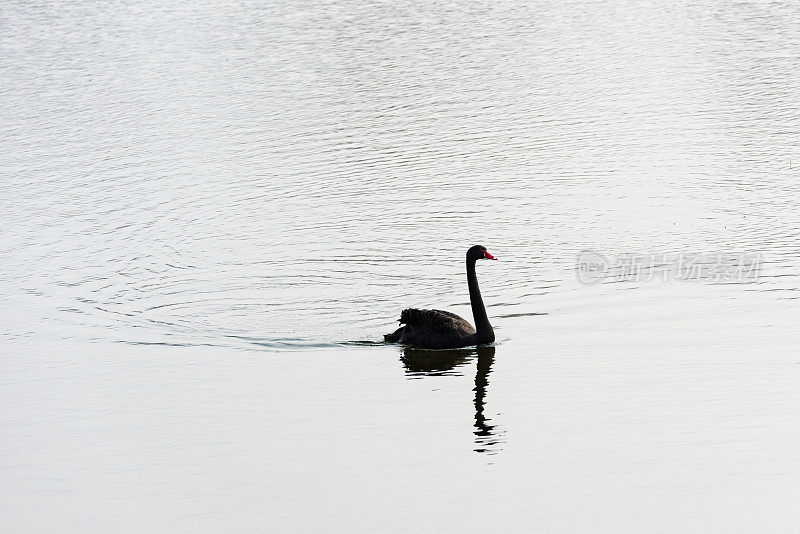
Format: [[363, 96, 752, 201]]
[[384, 326, 404, 343]]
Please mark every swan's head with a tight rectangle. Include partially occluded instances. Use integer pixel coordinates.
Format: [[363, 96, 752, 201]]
[[468, 245, 497, 261]]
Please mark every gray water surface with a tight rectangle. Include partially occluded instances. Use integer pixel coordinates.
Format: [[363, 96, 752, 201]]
[[2, 0, 799, 531]]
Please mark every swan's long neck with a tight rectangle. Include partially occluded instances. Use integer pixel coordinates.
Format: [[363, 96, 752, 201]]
[[467, 258, 494, 343]]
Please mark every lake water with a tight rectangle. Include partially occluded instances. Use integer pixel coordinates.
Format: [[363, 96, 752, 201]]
[[2, 0, 799, 531]]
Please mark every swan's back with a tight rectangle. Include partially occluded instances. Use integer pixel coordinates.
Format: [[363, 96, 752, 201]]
[[395, 308, 477, 349]]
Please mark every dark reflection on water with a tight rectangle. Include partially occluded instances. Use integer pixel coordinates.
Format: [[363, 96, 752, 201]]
[[400, 346, 474, 377], [401, 345, 503, 455], [472, 346, 501, 455]]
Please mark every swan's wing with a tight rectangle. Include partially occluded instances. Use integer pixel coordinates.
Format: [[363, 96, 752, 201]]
[[400, 308, 476, 336]]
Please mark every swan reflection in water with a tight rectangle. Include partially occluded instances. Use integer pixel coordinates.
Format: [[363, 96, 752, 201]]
[[401, 345, 504, 454]]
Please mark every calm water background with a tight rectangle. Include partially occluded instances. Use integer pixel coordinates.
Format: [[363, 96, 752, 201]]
[[2, 0, 799, 531]]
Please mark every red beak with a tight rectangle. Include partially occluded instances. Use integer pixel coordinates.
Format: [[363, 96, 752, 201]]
[[484, 251, 497, 260]]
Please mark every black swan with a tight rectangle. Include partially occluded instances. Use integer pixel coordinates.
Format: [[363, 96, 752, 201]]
[[385, 245, 497, 349]]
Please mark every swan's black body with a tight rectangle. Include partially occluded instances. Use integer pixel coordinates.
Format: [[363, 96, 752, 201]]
[[385, 245, 496, 349]]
